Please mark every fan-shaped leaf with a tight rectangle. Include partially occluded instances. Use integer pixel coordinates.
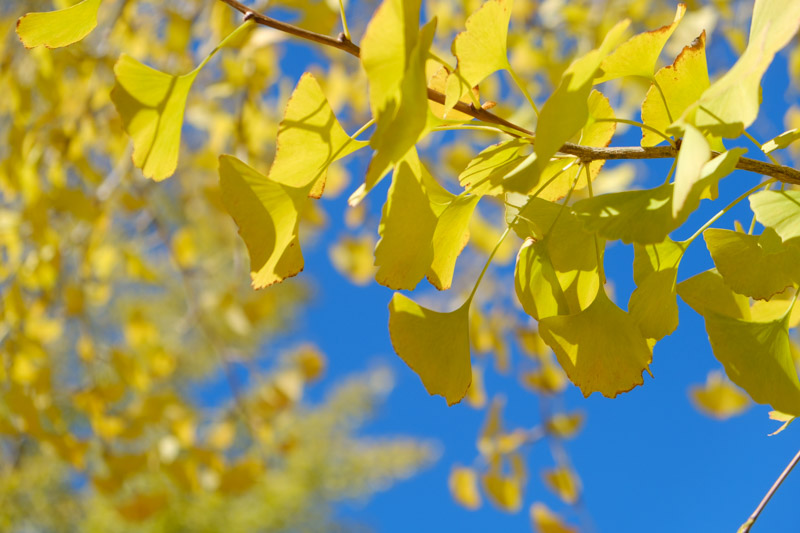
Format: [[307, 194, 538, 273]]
[[690, 370, 751, 420], [629, 239, 685, 340], [750, 190, 800, 242], [16, 0, 102, 49]]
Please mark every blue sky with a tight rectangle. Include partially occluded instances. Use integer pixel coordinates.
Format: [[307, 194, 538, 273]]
[[260, 5, 800, 532]]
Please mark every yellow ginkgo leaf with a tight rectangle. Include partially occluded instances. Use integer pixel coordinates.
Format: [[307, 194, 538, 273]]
[[388, 293, 472, 405], [538, 287, 653, 398], [465, 366, 488, 409], [16, 0, 102, 49], [595, 4, 686, 83], [116, 492, 169, 523], [218, 155, 307, 289], [504, 20, 629, 193], [688, 0, 800, 137], [628, 239, 685, 340], [459, 139, 529, 197], [445, 0, 513, 111], [542, 466, 581, 504], [530, 502, 578, 533], [672, 124, 710, 217], [482, 454, 525, 513], [428, 195, 480, 290], [768, 410, 796, 436], [763, 128, 800, 154], [449, 466, 482, 510], [704, 227, 800, 300], [678, 269, 800, 417], [750, 190, 800, 242], [641, 32, 718, 148], [689, 370, 751, 420], [268, 73, 367, 197], [329, 234, 377, 286], [111, 54, 198, 181], [545, 411, 585, 439]]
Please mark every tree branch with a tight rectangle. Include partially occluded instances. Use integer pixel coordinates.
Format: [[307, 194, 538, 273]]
[[739, 447, 800, 533], [217, 0, 800, 187]]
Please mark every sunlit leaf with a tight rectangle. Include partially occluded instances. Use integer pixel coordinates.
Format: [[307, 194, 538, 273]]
[[690, 370, 751, 420], [768, 410, 796, 436], [539, 287, 653, 398], [388, 294, 472, 405], [750, 190, 800, 242], [595, 3, 686, 83], [705, 228, 800, 300], [504, 20, 629, 193], [16, 0, 101, 49], [763, 128, 800, 154], [678, 269, 800, 416], [218, 155, 307, 289], [530, 502, 578, 533], [629, 239, 685, 340], [687, 0, 800, 137], [111, 55, 198, 181], [449, 466, 482, 510], [445, 0, 513, 111], [459, 139, 530, 197], [268, 73, 367, 197], [672, 124, 710, 217], [428, 195, 480, 290]]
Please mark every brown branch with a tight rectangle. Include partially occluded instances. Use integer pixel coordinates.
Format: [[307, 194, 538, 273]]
[[217, 0, 800, 187], [739, 447, 800, 533]]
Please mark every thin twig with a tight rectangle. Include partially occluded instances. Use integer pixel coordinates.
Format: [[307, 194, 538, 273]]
[[216, 0, 800, 187], [738, 448, 800, 533]]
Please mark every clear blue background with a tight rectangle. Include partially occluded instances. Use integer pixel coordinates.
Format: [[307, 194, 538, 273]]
[[257, 5, 800, 532]]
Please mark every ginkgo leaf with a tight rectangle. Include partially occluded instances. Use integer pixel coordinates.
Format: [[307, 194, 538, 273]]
[[428, 195, 480, 290], [352, 20, 436, 205], [514, 199, 601, 320], [750, 190, 800, 242], [329, 234, 377, 286], [16, 0, 102, 49], [482, 454, 525, 512], [538, 287, 653, 398], [359, 0, 422, 116], [428, 66, 478, 121], [763, 128, 800, 153], [687, 0, 800, 137], [678, 269, 800, 416], [704, 227, 800, 300], [672, 124, 710, 217], [545, 411, 584, 439], [465, 366, 488, 408], [449, 466, 482, 509], [536, 90, 617, 202], [218, 155, 307, 289], [641, 32, 720, 148], [629, 239, 685, 340], [504, 20, 629, 193], [595, 3, 686, 83], [459, 139, 530, 197], [111, 55, 199, 181], [768, 410, 796, 436], [542, 466, 581, 504], [268, 73, 367, 197], [689, 370, 751, 420], [388, 294, 472, 405], [530, 503, 578, 533], [445, 0, 513, 111], [374, 160, 438, 290]]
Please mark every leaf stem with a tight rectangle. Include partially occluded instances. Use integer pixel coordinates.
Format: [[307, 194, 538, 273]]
[[508, 66, 539, 117], [663, 157, 678, 185], [738, 447, 800, 533], [743, 129, 782, 166], [194, 18, 254, 73], [653, 79, 674, 123], [683, 179, 775, 246], [584, 164, 604, 280], [337, 0, 352, 41], [468, 225, 512, 302]]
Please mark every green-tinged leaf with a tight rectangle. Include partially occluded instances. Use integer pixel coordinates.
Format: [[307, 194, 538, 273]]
[[268, 73, 367, 197], [16, 0, 101, 49], [641, 32, 722, 149], [428, 195, 480, 290], [704, 227, 800, 300], [537, 90, 617, 201], [504, 20, 629, 193], [459, 139, 530, 197], [595, 3, 686, 83], [388, 294, 472, 405], [679, 269, 800, 416], [763, 128, 800, 153], [687, 0, 800, 137], [218, 155, 307, 289], [360, 0, 422, 116], [538, 287, 653, 398], [694, 148, 747, 201], [672, 124, 711, 217], [750, 190, 800, 241], [351, 19, 435, 205], [445, 0, 513, 111], [374, 161, 438, 290], [514, 199, 601, 320], [629, 239, 685, 340], [768, 411, 796, 436], [111, 55, 198, 181], [690, 370, 751, 420]]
